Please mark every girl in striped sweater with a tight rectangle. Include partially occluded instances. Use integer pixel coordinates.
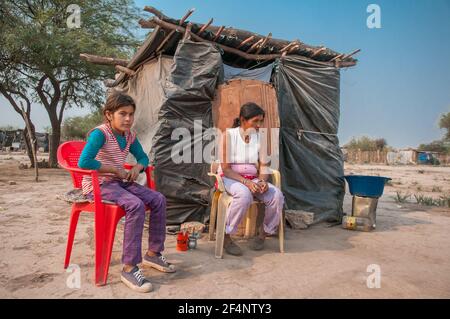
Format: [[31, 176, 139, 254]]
[[78, 91, 174, 293]]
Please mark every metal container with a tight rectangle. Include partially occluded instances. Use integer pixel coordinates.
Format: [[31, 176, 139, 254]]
[[352, 195, 378, 229], [342, 195, 378, 232]]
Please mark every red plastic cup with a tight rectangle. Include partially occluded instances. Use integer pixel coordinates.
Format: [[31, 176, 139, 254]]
[[176, 231, 189, 251]]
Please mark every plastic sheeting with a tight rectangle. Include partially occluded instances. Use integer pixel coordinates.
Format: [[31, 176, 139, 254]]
[[150, 40, 222, 224], [387, 150, 415, 165], [125, 45, 346, 225], [223, 63, 274, 83], [274, 56, 345, 223]]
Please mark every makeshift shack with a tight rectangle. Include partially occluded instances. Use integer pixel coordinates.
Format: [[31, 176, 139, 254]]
[[80, 6, 359, 226]]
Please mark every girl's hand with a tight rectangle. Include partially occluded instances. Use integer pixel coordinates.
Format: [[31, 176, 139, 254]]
[[126, 164, 143, 182], [244, 180, 261, 194], [115, 168, 128, 180], [257, 180, 269, 193]]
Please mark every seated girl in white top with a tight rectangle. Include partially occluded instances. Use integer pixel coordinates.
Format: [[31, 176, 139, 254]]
[[220, 102, 284, 256]]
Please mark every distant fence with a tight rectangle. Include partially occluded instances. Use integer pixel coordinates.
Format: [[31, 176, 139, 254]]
[[343, 149, 450, 165], [344, 150, 388, 164]]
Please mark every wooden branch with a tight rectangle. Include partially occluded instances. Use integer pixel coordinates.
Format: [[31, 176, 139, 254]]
[[280, 41, 298, 53], [329, 53, 344, 62], [198, 18, 213, 34], [150, 17, 281, 61], [246, 38, 264, 53], [213, 26, 225, 41], [310, 47, 326, 58], [80, 53, 129, 67], [184, 23, 192, 41], [236, 35, 255, 49], [179, 8, 195, 25], [243, 33, 272, 67], [288, 44, 301, 54], [139, 18, 157, 29], [155, 8, 195, 53], [254, 33, 272, 55], [115, 65, 136, 76], [20, 104, 38, 182], [139, 7, 349, 61], [341, 49, 361, 60], [143, 6, 167, 19]]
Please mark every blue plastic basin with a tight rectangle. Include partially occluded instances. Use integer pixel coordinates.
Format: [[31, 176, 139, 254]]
[[344, 175, 391, 198]]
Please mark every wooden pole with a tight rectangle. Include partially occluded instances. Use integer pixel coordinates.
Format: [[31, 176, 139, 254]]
[[329, 53, 343, 62], [20, 103, 38, 182], [115, 65, 136, 76], [236, 35, 255, 49], [341, 49, 361, 60], [213, 26, 225, 41], [184, 23, 192, 41], [246, 38, 264, 53], [155, 8, 195, 53], [79, 53, 129, 67], [244, 33, 272, 67], [280, 41, 298, 53], [254, 33, 272, 55], [310, 47, 326, 58], [198, 18, 214, 34]]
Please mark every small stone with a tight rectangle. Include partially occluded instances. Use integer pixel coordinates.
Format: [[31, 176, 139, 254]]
[[18, 163, 28, 169]]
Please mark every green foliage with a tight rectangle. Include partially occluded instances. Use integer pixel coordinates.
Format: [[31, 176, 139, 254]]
[[439, 112, 450, 140], [0, 0, 141, 164], [62, 110, 104, 140], [417, 112, 450, 154], [417, 141, 449, 154], [344, 136, 388, 151], [393, 191, 410, 203], [414, 194, 450, 207]]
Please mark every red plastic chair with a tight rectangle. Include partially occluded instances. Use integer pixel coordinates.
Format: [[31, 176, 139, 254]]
[[57, 141, 155, 286]]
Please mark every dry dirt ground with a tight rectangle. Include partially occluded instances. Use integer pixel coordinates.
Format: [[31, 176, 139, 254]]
[[0, 152, 449, 299]]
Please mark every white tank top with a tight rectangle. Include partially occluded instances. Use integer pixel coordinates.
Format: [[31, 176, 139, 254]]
[[226, 127, 260, 164]]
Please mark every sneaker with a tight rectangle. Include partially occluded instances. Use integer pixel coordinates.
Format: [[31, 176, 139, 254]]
[[142, 253, 176, 273], [224, 239, 243, 256], [250, 237, 265, 251], [120, 266, 153, 293]]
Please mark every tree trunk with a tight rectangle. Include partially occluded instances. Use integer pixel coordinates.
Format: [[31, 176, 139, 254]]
[[22, 124, 37, 168], [21, 109, 39, 182], [48, 114, 61, 168]]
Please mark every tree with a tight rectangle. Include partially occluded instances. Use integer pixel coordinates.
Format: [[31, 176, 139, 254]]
[[439, 112, 450, 140], [344, 136, 388, 151], [62, 110, 103, 140], [0, 0, 140, 167], [416, 112, 450, 154]]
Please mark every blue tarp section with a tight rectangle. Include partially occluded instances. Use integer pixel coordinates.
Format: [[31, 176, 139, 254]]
[[223, 63, 274, 83]]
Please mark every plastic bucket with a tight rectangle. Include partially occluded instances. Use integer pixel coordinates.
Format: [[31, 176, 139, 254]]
[[343, 175, 391, 198]]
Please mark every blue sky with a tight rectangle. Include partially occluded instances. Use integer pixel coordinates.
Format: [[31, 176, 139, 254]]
[[2, 0, 449, 148]]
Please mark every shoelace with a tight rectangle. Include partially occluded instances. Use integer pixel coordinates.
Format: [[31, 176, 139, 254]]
[[133, 269, 146, 285], [159, 255, 168, 264]]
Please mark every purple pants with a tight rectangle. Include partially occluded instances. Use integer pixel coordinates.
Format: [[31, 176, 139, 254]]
[[222, 177, 284, 235], [92, 180, 166, 266]]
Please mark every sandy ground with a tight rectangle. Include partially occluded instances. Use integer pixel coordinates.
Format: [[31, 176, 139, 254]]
[[0, 152, 449, 299]]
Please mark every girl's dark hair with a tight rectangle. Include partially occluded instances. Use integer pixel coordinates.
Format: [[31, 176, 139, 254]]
[[103, 91, 136, 121], [232, 102, 265, 128]]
